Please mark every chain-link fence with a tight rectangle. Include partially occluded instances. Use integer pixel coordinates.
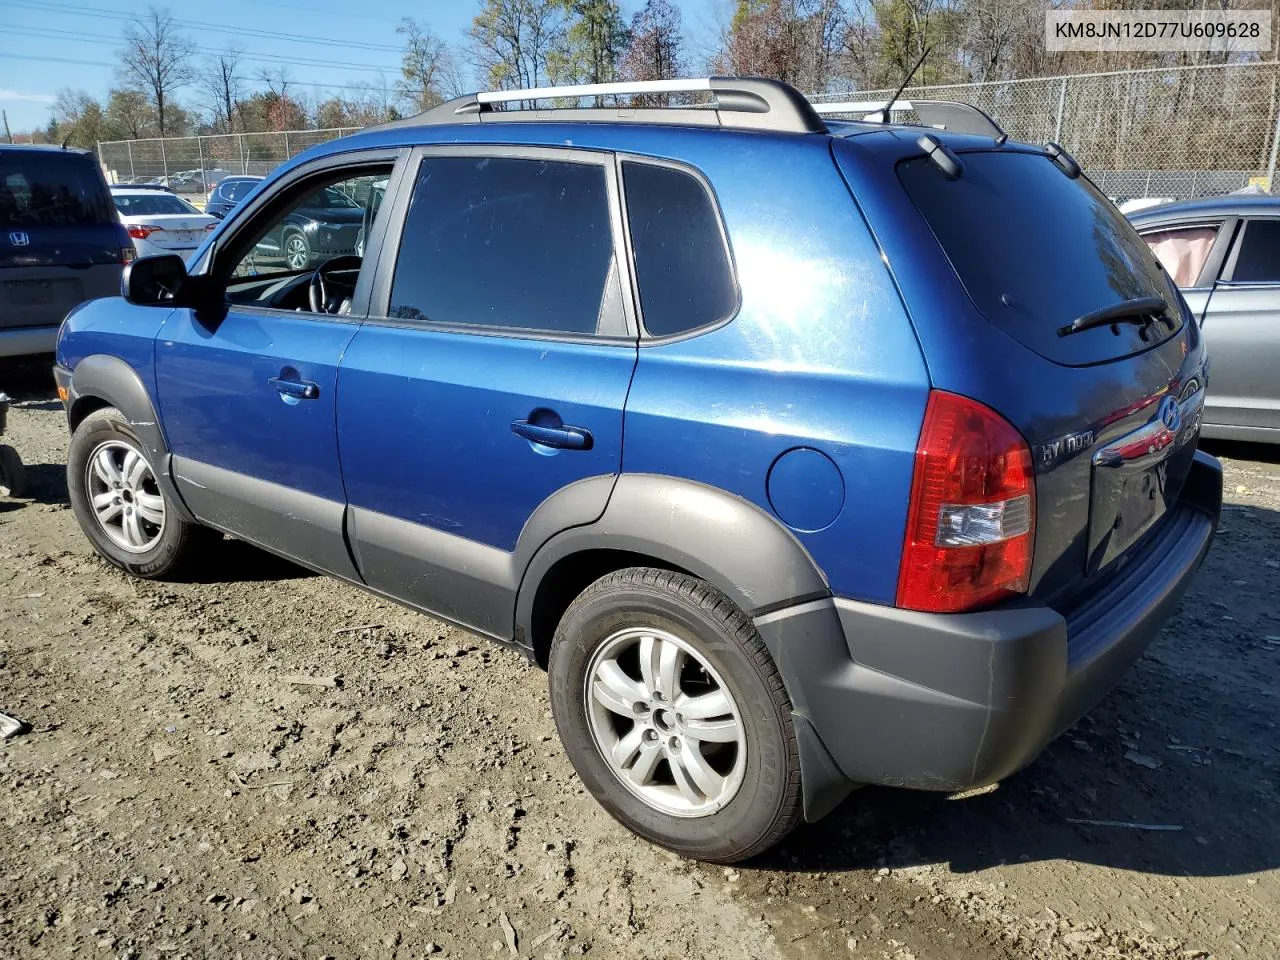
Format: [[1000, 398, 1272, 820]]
[[819, 59, 1280, 200], [97, 128, 360, 204], [100, 60, 1280, 206]]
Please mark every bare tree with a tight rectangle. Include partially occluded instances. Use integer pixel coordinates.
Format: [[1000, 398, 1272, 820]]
[[396, 18, 456, 112], [619, 0, 684, 103], [469, 0, 567, 90], [119, 7, 196, 137], [256, 66, 293, 100], [202, 49, 243, 133]]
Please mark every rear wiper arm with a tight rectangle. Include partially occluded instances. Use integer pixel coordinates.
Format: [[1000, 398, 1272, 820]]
[[1057, 296, 1169, 337]]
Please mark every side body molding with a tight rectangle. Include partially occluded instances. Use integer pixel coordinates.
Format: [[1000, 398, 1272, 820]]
[[67, 354, 194, 522], [514, 474, 831, 644]]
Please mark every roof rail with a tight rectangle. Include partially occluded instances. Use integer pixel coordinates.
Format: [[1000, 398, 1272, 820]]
[[813, 98, 1006, 139], [370, 77, 828, 135]]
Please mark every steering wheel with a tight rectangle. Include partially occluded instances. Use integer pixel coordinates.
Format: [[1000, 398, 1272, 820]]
[[308, 255, 363, 315]]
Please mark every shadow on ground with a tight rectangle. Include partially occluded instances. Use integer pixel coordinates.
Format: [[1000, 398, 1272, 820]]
[[0, 355, 57, 402]]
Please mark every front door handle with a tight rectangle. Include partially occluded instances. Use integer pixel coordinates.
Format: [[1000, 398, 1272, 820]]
[[269, 376, 320, 400], [511, 419, 593, 451]]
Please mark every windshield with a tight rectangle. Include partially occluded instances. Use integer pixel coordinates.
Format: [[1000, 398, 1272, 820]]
[[0, 152, 115, 227], [898, 150, 1181, 365], [113, 192, 200, 216]]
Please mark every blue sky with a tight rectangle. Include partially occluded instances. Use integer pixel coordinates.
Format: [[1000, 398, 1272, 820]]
[[0, 0, 726, 134]]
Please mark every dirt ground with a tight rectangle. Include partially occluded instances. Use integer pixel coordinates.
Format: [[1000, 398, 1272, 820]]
[[2, 358, 1277, 960]]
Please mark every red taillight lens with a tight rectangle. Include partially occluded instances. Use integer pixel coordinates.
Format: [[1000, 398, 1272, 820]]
[[204, 222, 217, 232], [897, 390, 1036, 613], [126, 224, 163, 240]]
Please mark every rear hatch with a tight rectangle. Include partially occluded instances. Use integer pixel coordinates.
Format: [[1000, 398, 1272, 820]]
[[834, 135, 1208, 608], [1, 149, 126, 331]]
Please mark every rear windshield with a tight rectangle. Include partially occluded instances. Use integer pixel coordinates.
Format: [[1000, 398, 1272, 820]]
[[113, 193, 199, 216], [0, 152, 115, 227], [222, 179, 257, 201], [898, 150, 1180, 364]]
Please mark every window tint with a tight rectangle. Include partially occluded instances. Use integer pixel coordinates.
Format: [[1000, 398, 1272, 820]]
[[0, 152, 114, 227], [1232, 219, 1280, 282], [898, 151, 1180, 365], [623, 162, 736, 337], [389, 156, 614, 335], [1141, 225, 1219, 287], [113, 192, 200, 216]]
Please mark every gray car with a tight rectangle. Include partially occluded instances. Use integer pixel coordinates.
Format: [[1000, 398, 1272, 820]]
[[1129, 195, 1280, 443], [1, 144, 130, 357]]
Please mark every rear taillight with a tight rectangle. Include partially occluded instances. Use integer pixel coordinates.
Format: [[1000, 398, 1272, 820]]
[[126, 224, 164, 240], [204, 222, 217, 232], [897, 390, 1035, 613]]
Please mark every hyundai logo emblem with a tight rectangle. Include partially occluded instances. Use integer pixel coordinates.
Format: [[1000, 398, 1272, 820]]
[[1158, 394, 1181, 433], [8, 231, 30, 247]]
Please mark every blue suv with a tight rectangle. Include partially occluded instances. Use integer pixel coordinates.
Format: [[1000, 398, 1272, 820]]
[[53, 78, 1221, 863]]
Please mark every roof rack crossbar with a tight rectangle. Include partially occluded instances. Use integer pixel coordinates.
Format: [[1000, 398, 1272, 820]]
[[366, 77, 827, 135]]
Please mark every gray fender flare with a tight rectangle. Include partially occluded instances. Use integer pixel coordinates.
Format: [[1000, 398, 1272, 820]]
[[68, 354, 194, 522], [514, 473, 849, 820], [514, 474, 830, 638]]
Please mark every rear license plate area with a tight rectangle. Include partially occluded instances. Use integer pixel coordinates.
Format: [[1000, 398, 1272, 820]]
[[1087, 394, 1201, 574]]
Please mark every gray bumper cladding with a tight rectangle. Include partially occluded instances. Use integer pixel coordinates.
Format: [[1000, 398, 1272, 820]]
[[755, 450, 1222, 821]]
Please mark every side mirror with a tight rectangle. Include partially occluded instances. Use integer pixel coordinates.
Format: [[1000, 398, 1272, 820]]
[[121, 254, 189, 306]]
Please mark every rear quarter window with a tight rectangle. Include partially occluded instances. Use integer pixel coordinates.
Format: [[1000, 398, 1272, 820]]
[[0, 152, 114, 227], [622, 161, 737, 337]]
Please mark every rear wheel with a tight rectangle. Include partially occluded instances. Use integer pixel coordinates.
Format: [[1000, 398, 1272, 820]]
[[67, 407, 208, 578], [548, 568, 803, 863]]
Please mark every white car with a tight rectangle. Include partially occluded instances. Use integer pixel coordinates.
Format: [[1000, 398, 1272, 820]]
[[110, 187, 217, 258]]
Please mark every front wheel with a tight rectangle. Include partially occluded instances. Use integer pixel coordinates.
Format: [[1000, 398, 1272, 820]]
[[548, 568, 803, 863], [67, 407, 208, 578]]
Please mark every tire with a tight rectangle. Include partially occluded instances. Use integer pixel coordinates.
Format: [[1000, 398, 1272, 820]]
[[548, 567, 803, 863], [283, 227, 311, 271], [67, 407, 207, 579], [0, 444, 26, 498]]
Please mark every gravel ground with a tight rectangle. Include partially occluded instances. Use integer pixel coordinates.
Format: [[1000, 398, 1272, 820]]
[[2, 358, 1277, 960]]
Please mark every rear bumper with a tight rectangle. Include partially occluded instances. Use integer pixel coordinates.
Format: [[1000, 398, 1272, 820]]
[[0, 325, 58, 358], [756, 450, 1221, 820]]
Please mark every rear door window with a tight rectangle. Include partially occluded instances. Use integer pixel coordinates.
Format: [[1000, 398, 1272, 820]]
[[1228, 219, 1280, 283], [1140, 225, 1220, 287], [0, 152, 114, 227], [389, 155, 616, 336], [622, 161, 737, 337], [898, 150, 1181, 366]]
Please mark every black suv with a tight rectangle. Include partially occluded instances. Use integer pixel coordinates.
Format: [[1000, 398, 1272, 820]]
[[1, 145, 130, 357]]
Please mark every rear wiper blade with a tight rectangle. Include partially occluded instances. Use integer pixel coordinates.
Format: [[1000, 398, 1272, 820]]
[[1057, 296, 1168, 337]]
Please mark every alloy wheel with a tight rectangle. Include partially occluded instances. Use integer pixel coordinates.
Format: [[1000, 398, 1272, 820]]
[[85, 440, 166, 553], [584, 626, 746, 817]]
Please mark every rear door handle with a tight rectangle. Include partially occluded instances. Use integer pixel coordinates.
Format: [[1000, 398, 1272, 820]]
[[511, 419, 593, 451], [269, 376, 320, 400]]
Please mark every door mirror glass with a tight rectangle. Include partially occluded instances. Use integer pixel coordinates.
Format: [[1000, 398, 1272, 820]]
[[122, 254, 188, 306]]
